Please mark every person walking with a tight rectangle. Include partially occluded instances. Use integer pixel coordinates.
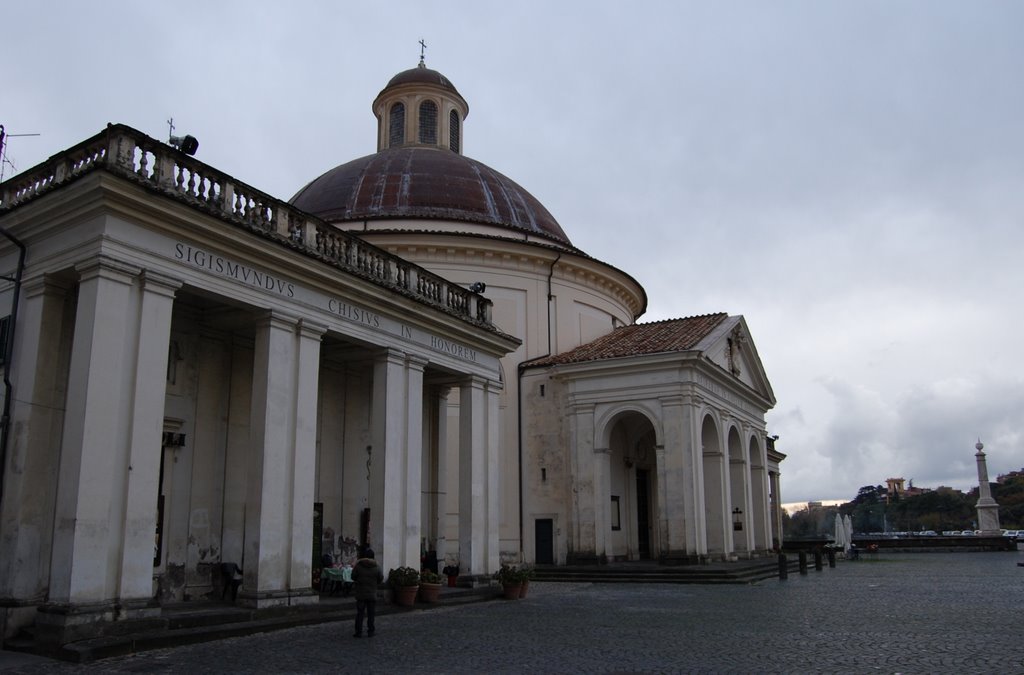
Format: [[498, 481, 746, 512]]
[[351, 548, 383, 638]]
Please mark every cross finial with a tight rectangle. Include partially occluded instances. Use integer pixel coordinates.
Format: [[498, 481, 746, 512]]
[[167, 117, 175, 141], [418, 39, 427, 67]]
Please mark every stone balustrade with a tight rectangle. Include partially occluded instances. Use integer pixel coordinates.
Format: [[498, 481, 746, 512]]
[[0, 124, 495, 329]]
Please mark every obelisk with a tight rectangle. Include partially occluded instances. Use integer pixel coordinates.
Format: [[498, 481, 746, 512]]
[[974, 440, 1001, 535]]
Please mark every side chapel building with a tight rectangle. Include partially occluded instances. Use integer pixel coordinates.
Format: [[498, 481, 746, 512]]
[[0, 59, 783, 643]]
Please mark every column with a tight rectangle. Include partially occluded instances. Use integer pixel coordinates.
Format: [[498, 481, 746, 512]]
[[431, 387, 450, 566], [484, 380, 501, 573], [49, 257, 140, 610], [0, 277, 71, 604], [370, 349, 425, 571], [117, 271, 181, 609], [567, 403, 598, 564], [749, 441, 771, 551], [287, 320, 325, 598], [457, 376, 490, 575], [658, 396, 697, 561], [593, 445, 611, 562], [402, 356, 426, 567], [242, 311, 322, 607]]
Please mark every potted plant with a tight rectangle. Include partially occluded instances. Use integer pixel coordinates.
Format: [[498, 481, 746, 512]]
[[442, 564, 460, 587], [419, 569, 443, 603], [517, 565, 534, 599], [493, 564, 522, 600], [388, 566, 420, 607]]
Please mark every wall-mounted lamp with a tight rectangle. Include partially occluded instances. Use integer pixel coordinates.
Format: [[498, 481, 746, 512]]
[[732, 507, 744, 531], [468, 282, 486, 293]]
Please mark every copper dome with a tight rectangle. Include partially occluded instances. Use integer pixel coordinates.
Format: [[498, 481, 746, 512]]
[[290, 147, 572, 246], [382, 66, 463, 100]]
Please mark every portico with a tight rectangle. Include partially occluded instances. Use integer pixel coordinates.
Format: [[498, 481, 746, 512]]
[[0, 125, 518, 642]]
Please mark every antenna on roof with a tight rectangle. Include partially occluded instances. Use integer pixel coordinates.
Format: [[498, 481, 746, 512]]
[[0, 125, 42, 183], [418, 38, 427, 67]]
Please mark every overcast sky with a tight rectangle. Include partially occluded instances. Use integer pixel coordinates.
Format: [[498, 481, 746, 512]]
[[5, 1, 1022, 502]]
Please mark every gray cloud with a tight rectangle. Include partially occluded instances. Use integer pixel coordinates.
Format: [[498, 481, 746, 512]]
[[5, 0, 1023, 501]]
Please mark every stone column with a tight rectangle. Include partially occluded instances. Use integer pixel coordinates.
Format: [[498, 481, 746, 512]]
[[44, 257, 141, 641], [592, 445, 611, 562], [242, 312, 322, 608], [749, 441, 771, 552], [117, 271, 181, 608], [401, 356, 427, 567], [369, 349, 422, 571], [974, 440, 1001, 534], [432, 387, 450, 566], [659, 396, 696, 562], [484, 379, 501, 573], [0, 277, 71, 606], [287, 320, 325, 598], [568, 403, 598, 564], [458, 376, 490, 576]]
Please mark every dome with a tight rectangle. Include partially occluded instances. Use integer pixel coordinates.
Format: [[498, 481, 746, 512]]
[[382, 66, 464, 101], [291, 147, 572, 246]]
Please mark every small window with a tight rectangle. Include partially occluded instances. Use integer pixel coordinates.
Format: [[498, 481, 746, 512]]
[[419, 100, 438, 144], [449, 110, 460, 153], [389, 102, 405, 147]]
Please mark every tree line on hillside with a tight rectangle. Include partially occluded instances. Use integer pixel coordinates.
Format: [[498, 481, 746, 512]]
[[783, 470, 1024, 538]]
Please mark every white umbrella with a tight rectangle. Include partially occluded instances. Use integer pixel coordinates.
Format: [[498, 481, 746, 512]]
[[844, 515, 854, 554], [833, 513, 846, 551]]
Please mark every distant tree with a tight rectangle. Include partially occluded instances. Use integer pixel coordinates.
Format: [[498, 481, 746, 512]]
[[888, 490, 972, 532]]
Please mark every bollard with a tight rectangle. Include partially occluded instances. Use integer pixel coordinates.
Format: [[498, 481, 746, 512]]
[[798, 551, 808, 575], [777, 552, 788, 580], [827, 548, 836, 568], [814, 550, 823, 571]]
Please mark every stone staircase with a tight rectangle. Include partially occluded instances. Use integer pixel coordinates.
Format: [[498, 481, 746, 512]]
[[531, 558, 796, 585]]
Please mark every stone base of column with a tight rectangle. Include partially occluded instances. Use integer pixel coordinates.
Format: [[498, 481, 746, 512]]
[[566, 552, 607, 566], [35, 598, 163, 645], [658, 550, 707, 566]]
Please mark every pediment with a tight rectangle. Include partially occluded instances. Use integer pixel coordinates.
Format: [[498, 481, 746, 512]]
[[696, 315, 776, 406]]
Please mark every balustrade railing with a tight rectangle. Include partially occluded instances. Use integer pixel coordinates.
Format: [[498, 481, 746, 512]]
[[0, 124, 498, 331]]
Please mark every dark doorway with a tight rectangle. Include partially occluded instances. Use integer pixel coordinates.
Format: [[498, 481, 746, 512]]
[[636, 469, 651, 558], [535, 519, 554, 565]]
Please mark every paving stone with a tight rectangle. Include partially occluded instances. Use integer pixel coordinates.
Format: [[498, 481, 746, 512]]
[[3, 551, 1023, 673]]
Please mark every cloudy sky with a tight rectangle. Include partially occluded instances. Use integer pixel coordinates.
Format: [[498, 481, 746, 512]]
[[5, 1, 1022, 502]]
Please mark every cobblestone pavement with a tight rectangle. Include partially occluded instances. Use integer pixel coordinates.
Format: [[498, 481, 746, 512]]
[[4, 552, 1024, 674]]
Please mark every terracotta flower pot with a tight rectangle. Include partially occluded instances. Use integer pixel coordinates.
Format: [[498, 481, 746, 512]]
[[501, 582, 522, 600], [394, 585, 419, 607], [419, 582, 442, 604], [519, 579, 530, 598]]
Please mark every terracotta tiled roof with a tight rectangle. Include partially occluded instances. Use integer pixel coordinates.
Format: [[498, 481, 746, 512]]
[[525, 313, 728, 367]]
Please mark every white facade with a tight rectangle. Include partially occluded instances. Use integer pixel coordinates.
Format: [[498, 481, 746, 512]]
[[0, 128, 517, 643], [0, 62, 783, 645]]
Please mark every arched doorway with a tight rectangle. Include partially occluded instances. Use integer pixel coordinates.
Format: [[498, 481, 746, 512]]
[[701, 414, 726, 557], [606, 411, 658, 561]]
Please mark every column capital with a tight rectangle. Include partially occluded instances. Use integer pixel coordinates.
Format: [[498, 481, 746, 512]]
[[75, 255, 140, 285], [139, 270, 183, 298], [297, 318, 327, 340], [22, 274, 72, 299], [254, 310, 299, 332], [405, 354, 429, 371]]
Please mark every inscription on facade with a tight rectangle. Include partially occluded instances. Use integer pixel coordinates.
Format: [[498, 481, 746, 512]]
[[327, 298, 381, 328], [430, 336, 477, 362], [175, 244, 295, 297]]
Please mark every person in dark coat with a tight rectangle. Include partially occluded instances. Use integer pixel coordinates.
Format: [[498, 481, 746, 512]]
[[351, 548, 383, 637]]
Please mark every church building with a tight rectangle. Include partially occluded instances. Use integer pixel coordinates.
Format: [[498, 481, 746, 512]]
[[0, 57, 782, 644]]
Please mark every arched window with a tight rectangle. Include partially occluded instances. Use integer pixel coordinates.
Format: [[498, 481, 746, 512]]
[[389, 102, 405, 147], [449, 110, 460, 153], [419, 100, 438, 144]]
